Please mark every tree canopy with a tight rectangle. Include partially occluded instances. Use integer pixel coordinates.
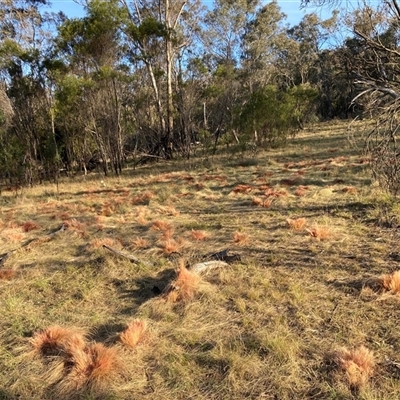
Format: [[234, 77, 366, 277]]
[[1, 0, 398, 187]]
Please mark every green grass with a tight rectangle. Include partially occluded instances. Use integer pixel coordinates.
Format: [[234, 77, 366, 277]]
[[1, 120, 400, 399]]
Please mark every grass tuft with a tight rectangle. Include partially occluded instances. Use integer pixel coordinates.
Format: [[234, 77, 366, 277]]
[[22, 221, 40, 232], [151, 220, 172, 232], [63, 218, 87, 237], [233, 231, 249, 245], [332, 345, 375, 389], [342, 186, 357, 194], [232, 184, 253, 193], [59, 343, 121, 395], [190, 229, 208, 241], [286, 217, 306, 230], [380, 270, 400, 294], [131, 191, 154, 205], [294, 185, 309, 196], [159, 237, 181, 254], [0, 269, 16, 280], [306, 226, 331, 241], [30, 326, 86, 358], [90, 237, 122, 250], [131, 236, 150, 249], [164, 262, 201, 302], [119, 319, 148, 348]]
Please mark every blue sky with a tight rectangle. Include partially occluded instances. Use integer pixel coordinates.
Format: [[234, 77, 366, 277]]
[[47, 0, 335, 27]]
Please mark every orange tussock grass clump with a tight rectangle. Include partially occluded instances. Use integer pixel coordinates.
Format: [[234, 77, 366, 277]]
[[100, 205, 114, 217], [30, 326, 86, 358], [202, 174, 226, 182], [264, 188, 288, 198], [165, 263, 201, 303], [131, 191, 154, 206], [252, 197, 273, 208], [179, 174, 195, 182], [4, 231, 25, 243], [22, 221, 40, 232], [151, 220, 172, 232], [261, 198, 273, 208], [157, 205, 180, 216], [342, 186, 357, 194], [60, 343, 121, 394], [294, 185, 309, 197], [233, 231, 249, 245], [161, 227, 175, 240], [159, 238, 181, 254], [333, 345, 375, 389], [233, 184, 253, 194], [252, 196, 263, 206], [190, 229, 208, 241], [58, 212, 71, 220], [119, 319, 148, 348], [63, 218, 85, 230], [380, 270, 400, 294], [0, 270, 16, 280], [306, 226, 331, 241], [63, 219, 87, 237], [90, 238, 122, 250], [137, 213, 148, 225], [287, 217, 306, 230], [176, 192, 192, 198], [96, 216, 105, 224], [131, 237, 150, 249]]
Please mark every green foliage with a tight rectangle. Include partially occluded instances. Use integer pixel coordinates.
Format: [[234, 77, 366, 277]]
[[287, 84, 319, 127], [54, 75, 91, 113], [0, 39, 23, 62], [0, 110, 6, 128], [127, 17, 167, 42], [236, 85, 318, 147], [0, 132, 26, 182]]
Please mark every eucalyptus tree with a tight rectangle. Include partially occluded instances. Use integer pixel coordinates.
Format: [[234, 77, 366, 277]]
[[120, 0, 203, 158], [0, 0, 57, 184], [200, 0, 260, 150], [281, 11, 342, 118], [54, 0, 129, 175], [241, 0, 287, 89]]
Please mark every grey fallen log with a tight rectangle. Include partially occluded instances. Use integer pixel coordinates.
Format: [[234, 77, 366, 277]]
[[102, 244, 153, 267], [189, 260, 229, 275]]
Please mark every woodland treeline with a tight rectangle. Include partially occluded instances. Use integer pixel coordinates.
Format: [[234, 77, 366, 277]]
[[1, 0, 400, 187]]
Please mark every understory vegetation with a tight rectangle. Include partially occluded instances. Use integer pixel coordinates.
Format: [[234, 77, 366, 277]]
[[4, 0, 400, 191], [1, 120, 400, 399]]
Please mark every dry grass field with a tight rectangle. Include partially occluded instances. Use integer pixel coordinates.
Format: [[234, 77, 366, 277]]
[[1, 120, 400, 399]]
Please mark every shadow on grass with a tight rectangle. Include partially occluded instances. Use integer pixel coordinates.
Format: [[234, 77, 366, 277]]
[[113, 268, 176, 315], [285, 200, 375, 219], [0, 390, 19, 400], [90, 322, 127, 344], [328, 276, 385, 299], [328, 278, 365, 297]]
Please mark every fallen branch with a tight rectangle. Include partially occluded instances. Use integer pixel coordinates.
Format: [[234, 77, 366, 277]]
[[102, 244, 153, 267], [206, 249, 241, 263], [0, 251, 15, 268], [0, 224, 66, 267]]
